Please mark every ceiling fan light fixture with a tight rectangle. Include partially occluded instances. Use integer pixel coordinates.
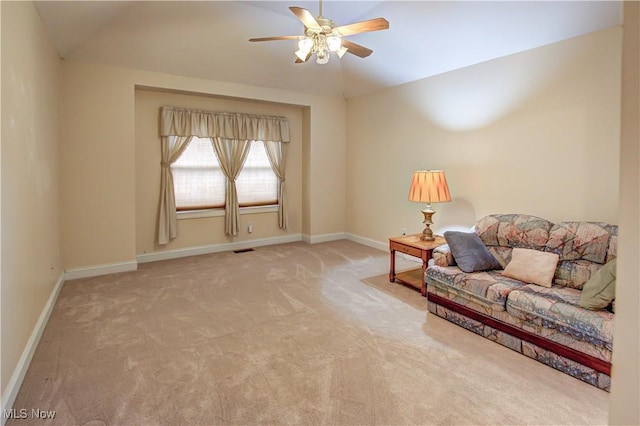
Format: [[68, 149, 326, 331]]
[[316, 49, 329, 64], [298, 37, 314, 52], [326, 35, 342, 52], [295, 48, 310, 61], [249, 1, 389, 65]]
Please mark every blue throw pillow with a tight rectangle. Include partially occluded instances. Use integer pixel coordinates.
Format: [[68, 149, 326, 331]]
[[444, 231, 502, 273]]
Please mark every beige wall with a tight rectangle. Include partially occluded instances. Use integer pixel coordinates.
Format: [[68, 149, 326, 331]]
[[302, 107, 312, 237], [346, 27, 622, 243], [60, 62, 137, 269], [0, 1, 62, 396], [307, 98, 347, 238], [609, 2, 640, 424], [60, 61, 346, 269], [134, 89, 303, 254]]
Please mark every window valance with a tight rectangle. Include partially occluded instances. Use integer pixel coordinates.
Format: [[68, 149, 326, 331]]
[[160, 106, 290, 142]]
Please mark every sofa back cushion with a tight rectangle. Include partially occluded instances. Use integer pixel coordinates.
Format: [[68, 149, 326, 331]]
[[475, 214, 554, 266], [546, 222, 618, 289]]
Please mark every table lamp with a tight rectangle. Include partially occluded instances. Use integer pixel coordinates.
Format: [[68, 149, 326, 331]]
[[408, 170, 451, 241]]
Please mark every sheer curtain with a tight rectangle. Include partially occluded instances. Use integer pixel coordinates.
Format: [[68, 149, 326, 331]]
[[264, 140, 288, 229], [210, 138, 252, 236], [158, 135, 193, 245], [158, 106, 290, 244]]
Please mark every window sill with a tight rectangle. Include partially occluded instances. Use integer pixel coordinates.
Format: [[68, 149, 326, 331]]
[[177, 205, 278, 220]]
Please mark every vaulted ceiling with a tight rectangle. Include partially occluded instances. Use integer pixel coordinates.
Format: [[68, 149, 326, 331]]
[[34, 1, 622, 99]]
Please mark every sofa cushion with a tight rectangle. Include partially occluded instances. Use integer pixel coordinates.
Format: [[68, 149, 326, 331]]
[[546, 222, 617, 263], [546, 222, 618, 288], [554, 260, 604, 290], [506, 285, 614, 347], [502, 248, 559, 288], [486, 246, 513, 269], [580, 259, 616, 310], [432, 245, 454, 267], [606, 234, 617, 263], [426, 266, 526, 310], [476, 214, 554, 250], [444, 231, 502, 273]]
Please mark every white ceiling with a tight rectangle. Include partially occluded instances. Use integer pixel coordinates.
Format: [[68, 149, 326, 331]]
[[34, 1, 622, 99]]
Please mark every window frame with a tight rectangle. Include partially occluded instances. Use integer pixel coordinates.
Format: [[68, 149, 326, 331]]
[[177, 205, 278, 220]]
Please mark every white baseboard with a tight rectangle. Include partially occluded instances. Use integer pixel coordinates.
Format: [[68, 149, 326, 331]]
[[64, 260, 138, 280], [301, 232, 346, 244], [137, 234, 303, 263], [1, 273, 65, 425], [345, 233, 387, 252]]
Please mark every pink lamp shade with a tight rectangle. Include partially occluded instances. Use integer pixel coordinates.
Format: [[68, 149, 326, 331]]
[[408, 170, 451, 204]]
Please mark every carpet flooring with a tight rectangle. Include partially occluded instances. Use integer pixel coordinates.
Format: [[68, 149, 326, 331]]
[[9, 240, 608, 425]]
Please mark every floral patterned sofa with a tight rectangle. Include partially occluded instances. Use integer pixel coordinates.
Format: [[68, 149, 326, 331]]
[[426, 214, 616, 390]]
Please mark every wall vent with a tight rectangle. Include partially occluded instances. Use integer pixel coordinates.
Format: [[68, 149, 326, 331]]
[[233, 248, 255, 254]]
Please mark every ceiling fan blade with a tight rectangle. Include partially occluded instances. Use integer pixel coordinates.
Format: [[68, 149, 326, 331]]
[[335, 17, 389, 36], [294, 51, 313, 64], [341, 39, 373, 58], [289, 6, 321, 30], [249, 36, 300, 42]]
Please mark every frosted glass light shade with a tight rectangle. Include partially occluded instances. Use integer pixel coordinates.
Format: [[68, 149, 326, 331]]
[[298, 37, 313, 51], [295, 49, 309, 61], [327, 35, 342, 52], [316, 49, 329, 64]]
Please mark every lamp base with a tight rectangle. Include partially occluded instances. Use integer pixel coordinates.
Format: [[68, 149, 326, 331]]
[[420, 228, 435, 241], [420, 205, 436, 241]]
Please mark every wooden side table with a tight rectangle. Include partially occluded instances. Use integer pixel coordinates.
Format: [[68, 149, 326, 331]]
[[389, 234, 446, 296]]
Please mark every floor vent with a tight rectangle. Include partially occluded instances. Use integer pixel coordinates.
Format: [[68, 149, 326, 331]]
[[233, 248, 255, 254]]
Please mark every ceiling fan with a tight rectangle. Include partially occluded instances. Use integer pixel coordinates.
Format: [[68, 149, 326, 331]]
[[249, 0, 389, 65]]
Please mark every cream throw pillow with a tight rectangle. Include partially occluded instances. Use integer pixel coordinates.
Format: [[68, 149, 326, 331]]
[[502, 248, 560, 287]]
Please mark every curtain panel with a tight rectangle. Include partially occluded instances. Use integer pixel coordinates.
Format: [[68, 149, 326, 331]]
[[264, 141, 288, 229], [211, 138, 252, 236], [158, 135, 193, 245], [158, 106, 290, 244]]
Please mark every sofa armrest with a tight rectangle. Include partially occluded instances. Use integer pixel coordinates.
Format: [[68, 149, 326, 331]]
[[433, 244, 455, 267]]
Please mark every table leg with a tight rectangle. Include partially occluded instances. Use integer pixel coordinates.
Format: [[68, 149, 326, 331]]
[[389, 249, 396, 282], [421, 259, 427, 296], [421, 249, 433, 297]]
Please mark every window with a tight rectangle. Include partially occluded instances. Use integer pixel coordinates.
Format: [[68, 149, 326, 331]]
[[171, 137, 278, 211], [172, 137, 225, 210], [236, 141, 279, 207]]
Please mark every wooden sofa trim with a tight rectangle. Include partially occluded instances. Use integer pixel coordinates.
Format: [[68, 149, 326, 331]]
[[427, 292, 612, 375]]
